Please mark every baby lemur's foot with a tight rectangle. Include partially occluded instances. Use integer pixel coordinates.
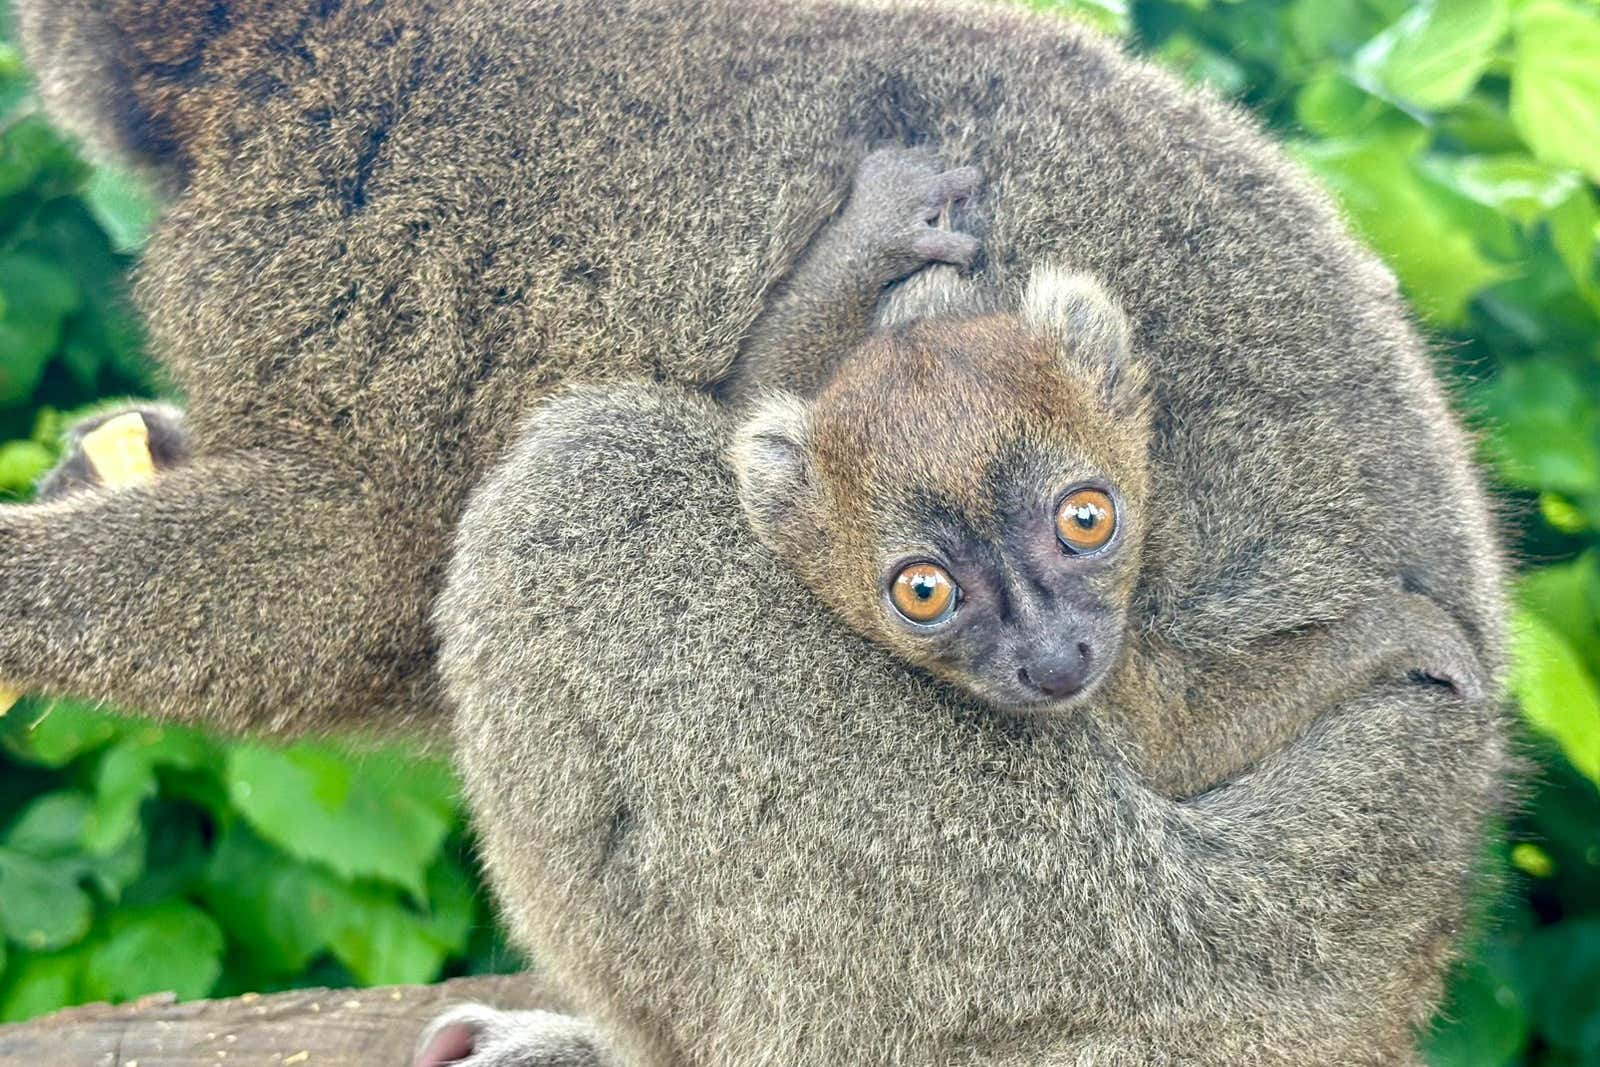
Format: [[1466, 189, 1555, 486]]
[[1355, 592, 1491, 703], [847, 146, 981, 280], [414, 1005, 619, 1067], [32, 403, 188, 502]]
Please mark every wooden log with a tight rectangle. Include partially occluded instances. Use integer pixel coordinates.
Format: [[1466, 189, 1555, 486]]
[[0, 974, 561, 1066]]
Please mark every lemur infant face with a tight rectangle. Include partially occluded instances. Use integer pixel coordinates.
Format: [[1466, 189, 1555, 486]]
[[734, 281, 1149, 715], [870, 464, 1136, 711]]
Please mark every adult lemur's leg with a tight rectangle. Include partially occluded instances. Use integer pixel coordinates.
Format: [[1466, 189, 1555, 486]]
[[0, 452, 442, 736]]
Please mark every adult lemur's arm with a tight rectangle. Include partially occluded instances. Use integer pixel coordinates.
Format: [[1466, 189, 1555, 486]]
[[426, 384, 1507, 1067]]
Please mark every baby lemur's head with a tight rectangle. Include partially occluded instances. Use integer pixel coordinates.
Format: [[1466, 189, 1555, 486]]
[[732, 267, 1150, 713]]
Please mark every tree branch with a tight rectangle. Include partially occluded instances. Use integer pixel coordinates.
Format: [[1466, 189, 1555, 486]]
[[0, 974, 561, 1066]]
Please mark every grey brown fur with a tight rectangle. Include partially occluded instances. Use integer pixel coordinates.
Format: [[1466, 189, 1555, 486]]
[[721, 146, 981, 405], [8, 0, 1510, 1060], [435, 385, 1505, 1065]]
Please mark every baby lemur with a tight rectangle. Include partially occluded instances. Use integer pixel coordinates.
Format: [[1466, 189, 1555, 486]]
[[726, 150, 1483, 790]]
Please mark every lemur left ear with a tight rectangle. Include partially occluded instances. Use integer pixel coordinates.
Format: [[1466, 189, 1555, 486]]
[[727, 392, 825, 559], [1021, 265, 1145, 416]]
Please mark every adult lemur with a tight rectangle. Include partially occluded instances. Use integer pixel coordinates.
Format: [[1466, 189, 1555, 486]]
[[10, 0, 1508, 1061]]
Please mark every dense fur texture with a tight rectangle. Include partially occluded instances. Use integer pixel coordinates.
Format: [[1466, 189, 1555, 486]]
[[436, 385, 1505, 1065], [721, 145, 981, 406], [10, 0, 1510, 1059]]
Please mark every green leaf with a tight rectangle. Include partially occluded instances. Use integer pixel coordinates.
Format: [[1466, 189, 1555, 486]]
[[1424, 949, 1529, 1065], [355, 749, 461, 826], [82, 825, 145, 903], [1436, 97, 1527, 155], [1478, 358, 1600, 495], [0, 850, 93, 951], [0, 790, 144, 901], [1548, 183, 1599, 294], [1539, 491, 1589, 534], [1509, 608, 1600, 787], [319, 882, 450, 986], [1523, 918, 1600, 1055], [1353, 0, 1510, 110], [201, 825, 331, 977], [1421, 155, 1585, 227], [2, 700, 123, 769], [85, 727, 212, 855], [1288, 0, 1391, 61], [82, 169, 157, 255], [1519, 554, 1600, 666], [83, 744, 158, 857], [422, 850, 481, 956], [0, 440, 52, 495], [226, 744, 452, 899], [0, 253, 82, 406], [1295, 69, 1391, 137], [83, 902, 223, 1003], [3, 791, 92, 858], [1510, 842, 1556, 879], [1510, 0, 1600, 183], [1295, 131, 1508, 322], [0, 951, 85, 1023]]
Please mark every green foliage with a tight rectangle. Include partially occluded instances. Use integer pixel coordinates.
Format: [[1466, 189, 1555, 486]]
[[0, 700, 520, 1019], [0, 0, 1596, 1056]]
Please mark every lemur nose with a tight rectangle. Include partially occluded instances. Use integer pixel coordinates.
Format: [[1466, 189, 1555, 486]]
[[1019, 642, 1093, 698]]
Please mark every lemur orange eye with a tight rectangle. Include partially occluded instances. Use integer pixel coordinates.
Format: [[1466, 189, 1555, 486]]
[[1056, 488, 1116, 553], [889, 562, 959, 625]]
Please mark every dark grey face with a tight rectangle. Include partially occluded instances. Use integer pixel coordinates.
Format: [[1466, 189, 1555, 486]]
[[874, 475, 1135, 714]]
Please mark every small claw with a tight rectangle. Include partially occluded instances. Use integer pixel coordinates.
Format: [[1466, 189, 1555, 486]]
[[912, 229, 981, 269]]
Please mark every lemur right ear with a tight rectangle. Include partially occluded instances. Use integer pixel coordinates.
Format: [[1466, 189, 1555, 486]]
[[728, 393, 822, 556], [1021, 265, 1146, 417]]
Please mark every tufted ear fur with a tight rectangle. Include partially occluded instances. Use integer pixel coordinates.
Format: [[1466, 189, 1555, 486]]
[[1022, 265, 1146, 417], [728, 392, 825, 563]]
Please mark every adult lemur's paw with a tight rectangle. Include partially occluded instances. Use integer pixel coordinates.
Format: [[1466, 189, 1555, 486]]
[[33, 403, 188, 502], [414, 1005, 618, 1067], [849, 146, 982, 277]]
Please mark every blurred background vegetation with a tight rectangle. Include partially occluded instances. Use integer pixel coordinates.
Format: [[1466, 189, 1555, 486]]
[[0, 0, 1595, 1060]]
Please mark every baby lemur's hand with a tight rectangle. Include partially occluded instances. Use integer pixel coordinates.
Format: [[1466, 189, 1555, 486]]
[[846, 147, 981, 281]]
